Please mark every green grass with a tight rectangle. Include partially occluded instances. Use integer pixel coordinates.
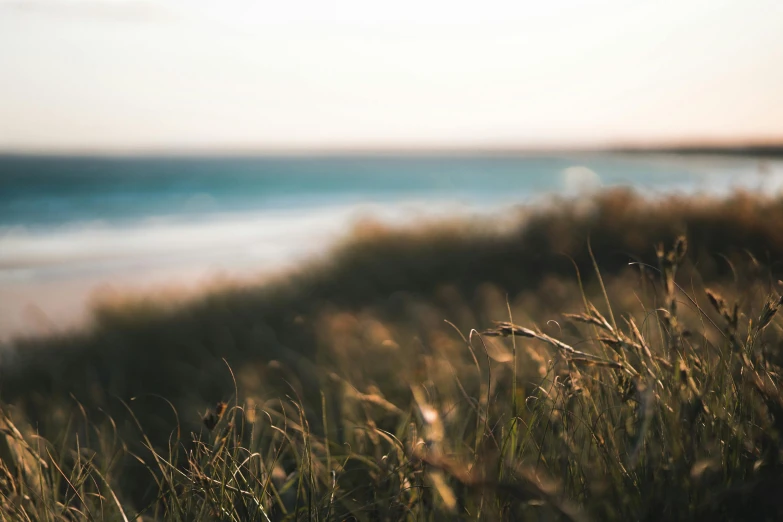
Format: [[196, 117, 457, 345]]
[[2, 189, 783, 520]]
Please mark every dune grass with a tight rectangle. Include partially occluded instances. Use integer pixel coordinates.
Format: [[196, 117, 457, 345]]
[[2, 189, 783, 520]]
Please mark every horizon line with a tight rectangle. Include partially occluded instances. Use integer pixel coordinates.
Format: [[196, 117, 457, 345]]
[[2, 139, 783, 159]]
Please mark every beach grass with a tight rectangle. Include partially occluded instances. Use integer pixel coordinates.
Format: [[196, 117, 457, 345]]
[[2, 188, 783, 520]]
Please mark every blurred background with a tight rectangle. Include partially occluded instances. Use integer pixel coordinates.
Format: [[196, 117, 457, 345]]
[[1, 0, 782, 340]]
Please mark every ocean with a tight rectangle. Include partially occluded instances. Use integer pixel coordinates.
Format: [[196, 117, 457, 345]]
[[1, 152, 781, 339]]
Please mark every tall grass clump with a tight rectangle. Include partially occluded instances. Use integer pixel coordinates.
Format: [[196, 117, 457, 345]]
[[2, 189, 783, 520]]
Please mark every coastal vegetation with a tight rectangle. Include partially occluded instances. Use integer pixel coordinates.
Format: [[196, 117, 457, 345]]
[[2, 188, 783, 520]]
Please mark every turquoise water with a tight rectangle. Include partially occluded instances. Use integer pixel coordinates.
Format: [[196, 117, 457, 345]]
[[1, 153, 774, 228]]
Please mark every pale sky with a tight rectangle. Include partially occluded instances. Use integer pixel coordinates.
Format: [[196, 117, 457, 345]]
[[0, 0, 782, 152]]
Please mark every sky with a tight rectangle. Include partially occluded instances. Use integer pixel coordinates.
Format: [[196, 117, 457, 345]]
[[0, 0, 782, 152]]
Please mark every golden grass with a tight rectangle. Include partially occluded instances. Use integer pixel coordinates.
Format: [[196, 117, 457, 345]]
[[2, 188, 783, 520]]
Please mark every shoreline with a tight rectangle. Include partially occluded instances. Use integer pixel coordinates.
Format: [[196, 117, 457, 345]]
[[3, 158, 783, 341], [0, 200, 515, 341]]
